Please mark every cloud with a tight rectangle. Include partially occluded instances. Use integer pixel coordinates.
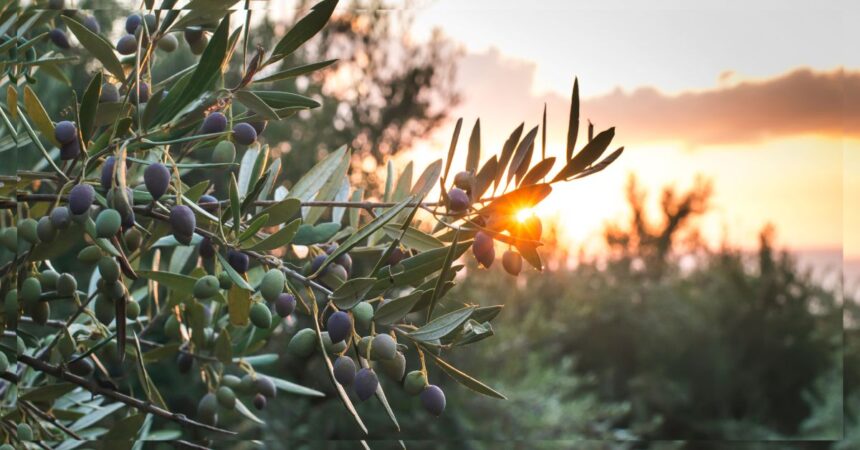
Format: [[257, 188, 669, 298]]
[[455, 48, 859, 148]]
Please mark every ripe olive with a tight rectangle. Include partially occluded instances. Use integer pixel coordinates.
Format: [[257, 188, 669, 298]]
[[472, 231, 495, 268], [54, 121, 77, 144], [274, 293, 296, 318], [354, 368, 379, 401], [502, 250, 523, 276], [169, 205, 196, 244], [37, 216, 57, 242], [100, 83, 120, 103], [333, 356, 356, 386], [420, 385, 446, 416], [255, 376, 277, 398], [69, 184, 95, 215], [49, 28, 70, 49], [253, 393, 267, 410], [177, 352, 194, 374], [116, 34, 137, 55], [125, 14, 142, 34], [68, 356, 94, 377], [144, 162, 171, 200], [82, 15, 100, 33], [326, 311, 352, 343], [49, 206, 71, 229], [453, 170, 475, 190], [232, 123, 257, 145], [201, 112, 227, 134], [227, 249, 249, 273], [447, 187, 470, 212]]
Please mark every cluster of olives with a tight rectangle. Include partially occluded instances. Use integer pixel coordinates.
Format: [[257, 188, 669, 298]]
[[13, 268, 78, 327], [47, 1, 99, 49], [281, 297, 446, 416], [195, 373, 275, 426], [308, 243, 352, 287], [201, 111, 261, 148], [54, 120, 79, 160]]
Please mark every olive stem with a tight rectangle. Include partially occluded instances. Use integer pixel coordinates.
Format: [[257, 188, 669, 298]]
[[17, 354, 236, 436]]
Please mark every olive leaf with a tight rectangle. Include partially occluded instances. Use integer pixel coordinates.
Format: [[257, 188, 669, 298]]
[[422, 349, 507, 400], [254, 59, 338, 83], [411, 306, 475, 342], [79, 72, 102, 143], [553, 127, 615, 182], [217, 253, 254, 291], [330, 278, 376, 309], [269, 0, 339, 63], [137, 270, 197, 297], [373, 290, 423, 325], [235, 90, 280, 120], [60, 16, 125, 80], [243, 218, 301, 251], [566, 77, 580, 161]]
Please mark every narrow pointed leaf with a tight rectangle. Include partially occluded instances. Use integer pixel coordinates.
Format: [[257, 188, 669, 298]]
[[553, 127, 615, 182], [466, 118, 481, 173], [566, 78, 579, 160], [61, 16, 125, 80], [423, 349, 506, 399], [270, 0, 339, 62]]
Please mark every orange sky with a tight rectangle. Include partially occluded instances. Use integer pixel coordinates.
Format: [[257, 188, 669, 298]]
[[400, 1, 858, 261]]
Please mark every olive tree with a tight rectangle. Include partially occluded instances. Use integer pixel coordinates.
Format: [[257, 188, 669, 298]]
[[0, 0, 623, 446]]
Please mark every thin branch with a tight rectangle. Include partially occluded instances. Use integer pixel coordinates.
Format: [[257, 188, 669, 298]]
[[17, 354, 236, 436], [21, 400, 84, 440]]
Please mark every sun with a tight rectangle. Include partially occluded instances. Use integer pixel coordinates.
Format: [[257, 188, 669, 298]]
[[516, 208, 535, 223]]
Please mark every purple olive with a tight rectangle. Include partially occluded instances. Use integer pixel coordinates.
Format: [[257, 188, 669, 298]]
[[82, 15, 100, 34], [69, 184, 95, 215], [420, 385, 446, 416], [198, 194, 219, 211], [310, 254, 328, 275], [184, 27, 203, 44], [232, 123, 257, 145], [255, 376, 277, 398], [60, 139, 80, 160], [201, 112, 227, 134], [502, 250, 523, 276], [326, 311, 352, 343], [169, 205, 195, 245], [125, 14, 142, 34], [143, 162, 171, 200], [54, 121, 77, 144], [199, 236, 215, 259], [447, 187, 470, 212], [177, 352, 193, 374], [100, 157, 117, 191], [129, 82, 149, 103], [116, 34, 137, 55], [472, 231, 495, 268], [253, 393, 267, 410], [333, 356, 356, 386], [354, 368, 379, 401], [49, 28, 70, 49], [227, 249, 249, 274], [274, 293, 296, 318]]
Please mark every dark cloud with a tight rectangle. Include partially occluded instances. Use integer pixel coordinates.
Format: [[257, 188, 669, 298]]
[[457, 49, 859, 147]]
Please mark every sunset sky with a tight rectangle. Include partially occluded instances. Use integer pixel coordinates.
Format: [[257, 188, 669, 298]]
[[397, 0, 859, 272]]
